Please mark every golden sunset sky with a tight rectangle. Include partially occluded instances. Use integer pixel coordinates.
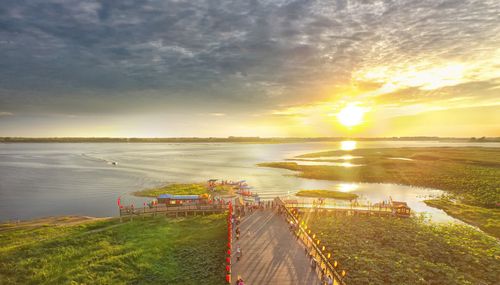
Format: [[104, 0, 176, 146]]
[[0, 0, 499, 137]]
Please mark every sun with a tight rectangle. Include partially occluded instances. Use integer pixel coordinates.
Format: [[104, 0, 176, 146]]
[[337, 104, 366, 127]]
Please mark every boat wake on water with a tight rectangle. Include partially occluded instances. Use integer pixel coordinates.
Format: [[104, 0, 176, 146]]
[[81, 153, 118, 166]]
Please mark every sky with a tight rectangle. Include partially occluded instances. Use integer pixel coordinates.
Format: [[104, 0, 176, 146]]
[[0, 0, 499, 137]]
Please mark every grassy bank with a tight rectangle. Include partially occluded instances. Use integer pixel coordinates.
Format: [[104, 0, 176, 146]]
[[295, 190, 358, 200], [0, 215, 227, 285], [259, 147, 500, 237], [425, 199, 500, 238], [133, 183, 234, 197], [307, 214, 500, 284]]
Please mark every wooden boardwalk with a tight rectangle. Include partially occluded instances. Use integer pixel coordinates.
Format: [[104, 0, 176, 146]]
[[118, 204, 226, 221], [231, 209, 320, 285]]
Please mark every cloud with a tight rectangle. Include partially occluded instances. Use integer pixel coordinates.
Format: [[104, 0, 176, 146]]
[[0, 0, 498, 135], [0, 112, 13, 116], [209, 113, 226, 117]]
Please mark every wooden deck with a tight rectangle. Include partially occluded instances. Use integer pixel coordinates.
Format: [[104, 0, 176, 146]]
[[231, 209, 321, 285]]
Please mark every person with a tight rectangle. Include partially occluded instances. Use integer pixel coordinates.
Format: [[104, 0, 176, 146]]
[[310, 257, 316, 271], [236, 245, 242, 261], [236, 277, 245, 285], [327, 275, 333, 285], [321, 272, 327, 285], [236, 227, 240, 240], [321, 268, 326, 284]]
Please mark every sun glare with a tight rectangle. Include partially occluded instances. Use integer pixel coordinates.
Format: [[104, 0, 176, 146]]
[[337, 104, 366, 127], [340, 140, 357, 151], [337, 183, 359, 193]]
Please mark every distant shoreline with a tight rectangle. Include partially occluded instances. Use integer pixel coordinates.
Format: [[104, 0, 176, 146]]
[[1, 136, 499, 143]]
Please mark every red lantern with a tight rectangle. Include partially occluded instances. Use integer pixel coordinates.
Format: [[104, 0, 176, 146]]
[[226, 257, 230, 264]]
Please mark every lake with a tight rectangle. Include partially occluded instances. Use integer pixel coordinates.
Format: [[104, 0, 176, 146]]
[[1, 141, 498, 221]]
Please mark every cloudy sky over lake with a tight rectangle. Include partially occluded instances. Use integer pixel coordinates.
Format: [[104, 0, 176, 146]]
[[0, 0, 499, 137]]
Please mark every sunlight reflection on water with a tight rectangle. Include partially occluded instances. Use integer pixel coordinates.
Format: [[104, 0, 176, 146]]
[[337, 183, 359, 192], [340, 140, 357, 151]]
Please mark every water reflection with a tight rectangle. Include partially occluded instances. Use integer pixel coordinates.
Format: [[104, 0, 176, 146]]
[[337, 183, 359, 192], [388, 157, 413, 161], [305, 155, 362, 161], [340, 140, 357, 151], [289, 160, 363, 167]]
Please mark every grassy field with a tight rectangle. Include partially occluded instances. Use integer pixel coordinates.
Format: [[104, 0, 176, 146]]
[[259, 147, 500, 237], [0, 215, 227, 285], [133, 183, 234, 197], [295, 190, 358, 200], [306, 214, 500, 285]]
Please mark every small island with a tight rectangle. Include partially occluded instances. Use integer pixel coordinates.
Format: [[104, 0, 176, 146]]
[[133, 182, 236, 198], [295, 190, 358, 200]]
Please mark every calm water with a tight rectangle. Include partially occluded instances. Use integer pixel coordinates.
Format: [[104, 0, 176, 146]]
[[1, 141, 498, 221]]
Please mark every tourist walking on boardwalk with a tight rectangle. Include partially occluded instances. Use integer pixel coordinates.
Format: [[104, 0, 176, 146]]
[[235, 277, 245, 285], [321, 268, 326, 284], [236, 245, 242, 261], [327, 275, 333, 285], [310, 256, 317, 271]]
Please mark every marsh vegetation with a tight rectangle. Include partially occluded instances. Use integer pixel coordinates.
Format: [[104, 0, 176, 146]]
[[307, 214, 500, 284], [0, 215, 227, 285], [295, 190, 358, 200], [259, 147, 500, 237]]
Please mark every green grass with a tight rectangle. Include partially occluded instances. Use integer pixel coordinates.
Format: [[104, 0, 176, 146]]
[[258, 147, 500, 237], [425, 199, 500, 238], [133, 183, 233, 197], [295, 190, 358, 200], [306, 214, 500, 285], [0, 215, 227, 285]]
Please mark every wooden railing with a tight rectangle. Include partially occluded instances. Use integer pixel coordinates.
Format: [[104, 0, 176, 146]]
[[283, 199, 394, 212], [277, 197, 348, 285], [119, 203, 227, 221]]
